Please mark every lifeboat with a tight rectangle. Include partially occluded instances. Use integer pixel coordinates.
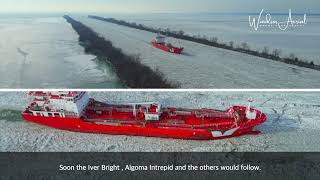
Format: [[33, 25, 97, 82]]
[[22, 91, 267, 140], [151, 34, 184, 54]]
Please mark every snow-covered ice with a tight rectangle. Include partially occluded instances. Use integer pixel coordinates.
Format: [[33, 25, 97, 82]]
[[0, 15, 121, 88], [102, 13, 320, 63], [73, 16, 320, 88], [0, 92, 320, 152]]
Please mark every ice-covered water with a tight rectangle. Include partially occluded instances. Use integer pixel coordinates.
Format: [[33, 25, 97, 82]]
[[0, 14, 122, 88], [75, 16, 320, 88], [1, 91, 320, 152], [97, 13, 320, 63]]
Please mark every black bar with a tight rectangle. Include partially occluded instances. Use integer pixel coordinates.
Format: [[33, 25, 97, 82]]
[[0, 153, 319, 180]]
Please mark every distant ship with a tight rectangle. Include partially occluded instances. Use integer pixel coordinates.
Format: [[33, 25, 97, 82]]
[[22, 91, 267, 140], [151, 34, 184, 54]]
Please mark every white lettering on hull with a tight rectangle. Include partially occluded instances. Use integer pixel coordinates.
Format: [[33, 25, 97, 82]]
[[211, 127, 240, 137]]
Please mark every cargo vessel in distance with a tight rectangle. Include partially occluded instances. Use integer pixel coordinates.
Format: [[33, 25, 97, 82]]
[[151, 34, 184, 54], [22, 92, 267, 140]]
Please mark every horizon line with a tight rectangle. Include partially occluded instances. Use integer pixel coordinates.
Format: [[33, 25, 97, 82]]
[[1, 11, 320, 16]]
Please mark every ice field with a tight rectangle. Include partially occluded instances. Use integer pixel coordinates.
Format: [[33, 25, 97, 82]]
[[1, 92, 319, 152]]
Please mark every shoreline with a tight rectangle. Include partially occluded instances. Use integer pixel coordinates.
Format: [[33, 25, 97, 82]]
[[74, 16, 320, 88], [64, 15, 179, 89], [88, 15, 320, 71]]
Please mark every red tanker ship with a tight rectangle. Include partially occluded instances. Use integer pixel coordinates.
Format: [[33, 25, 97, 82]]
[[22, 91, 267, 140], [151, 34, 184, 54]]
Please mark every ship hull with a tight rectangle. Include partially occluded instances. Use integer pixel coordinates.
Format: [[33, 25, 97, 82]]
[[151, 41, 184, 54], [22, 113, 264, 140]]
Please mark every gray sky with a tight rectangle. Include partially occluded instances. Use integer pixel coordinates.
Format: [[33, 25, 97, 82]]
[[1, 0, 319, 13]]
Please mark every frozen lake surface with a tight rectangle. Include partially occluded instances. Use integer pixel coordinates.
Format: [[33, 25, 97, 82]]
[[75, 16, 320, 88], [100, 13, 320, 63], [0, 15, 121, 88], [1, 14, 319, 88], [1, 92, 320, 152]]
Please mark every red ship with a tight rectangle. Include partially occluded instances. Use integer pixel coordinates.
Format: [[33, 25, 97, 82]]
[[22, 91, 267, 140], [151, 34, 184, 54]]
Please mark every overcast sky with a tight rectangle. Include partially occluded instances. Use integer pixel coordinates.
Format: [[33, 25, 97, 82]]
[[1, 0, 319, 13]]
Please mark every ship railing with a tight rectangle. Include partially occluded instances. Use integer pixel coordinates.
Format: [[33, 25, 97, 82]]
[[84, 118, 143, 125], [86, 106, 114, 110], [195, 112, 233, 118], [86, 106, 134, 113], [29, 91, 51, 97], [115, 108, 135, 112], [175, 111, 192, 115], [159, 121, 234, 129], [45, 92, 85, 102], [171, 108, 232, 117]]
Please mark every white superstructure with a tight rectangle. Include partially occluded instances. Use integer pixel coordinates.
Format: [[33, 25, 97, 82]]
[[28, 91, 90, 118]]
